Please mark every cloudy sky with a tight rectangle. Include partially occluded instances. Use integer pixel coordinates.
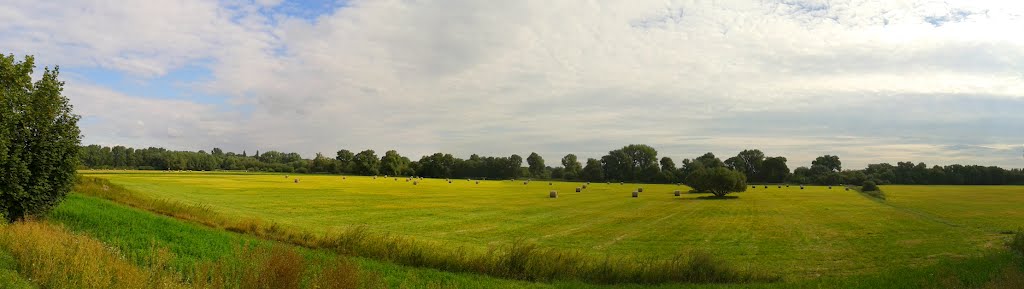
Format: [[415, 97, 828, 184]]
[[3, 0, 1023, 169]]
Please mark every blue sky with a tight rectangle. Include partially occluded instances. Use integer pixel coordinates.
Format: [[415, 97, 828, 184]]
[[3, 0, 1023, 169]]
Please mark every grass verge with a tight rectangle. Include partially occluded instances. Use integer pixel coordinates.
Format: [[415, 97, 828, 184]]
[[0, 219, 369, 288], [73, 176, 776, 285]]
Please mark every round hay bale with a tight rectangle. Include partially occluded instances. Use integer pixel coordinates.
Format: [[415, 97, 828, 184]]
[[394, 178, 398, 181], [800, 185, 805, 189], [845, 187, 850, 191], [523, 181, 528, 185], [620, 182, 624, 185], [550, 191, 558, 198], [674, 190, 681, 196], [764, 185, 768, 189], [475, 181, 480, 184], [752, 185, 756, 189], [582, 185, 587, 189], [413, 181, 418, 185], [343, 177, 346, 180], [373, 176, 377, 179], [632, 191, 639, 198], [575, 187, 581, 193], [828, 186, 832, 189], [637, 187, 643, 193], [778, 185, 781, 188], [284, 175, 289, 178], [294, 179, 299, 183], [549, 182, 553, 186], [448, 180, 452, 184]]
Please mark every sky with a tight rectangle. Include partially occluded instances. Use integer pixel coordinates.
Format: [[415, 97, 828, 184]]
[[3, 0, 1023, 169]]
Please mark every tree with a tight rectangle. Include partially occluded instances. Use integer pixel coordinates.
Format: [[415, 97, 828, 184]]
[[760, 156, 790, 183], [527, 152, 545, 178], [352, 150, 380, 175], [508, 154, 523, 178], [581, 158, 604, 182], [335, 149, 355, 173], [600, 144, 659, 182], [724, 149, 764, 182], [1, 54, 82, 222], [686, 167, 747, 197], [379, 150, 410, 176], [812, 155, 841, 172], [561, 154, 581, 180]]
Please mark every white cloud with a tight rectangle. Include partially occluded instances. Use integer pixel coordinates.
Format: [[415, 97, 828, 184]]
[[4, 0, 1024, 168]]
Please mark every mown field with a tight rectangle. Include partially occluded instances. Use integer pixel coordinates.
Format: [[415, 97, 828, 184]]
[[79, 171, 1023, 281]]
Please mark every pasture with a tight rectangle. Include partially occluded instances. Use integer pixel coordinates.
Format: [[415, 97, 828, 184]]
[[78, 171, 1023, 281]]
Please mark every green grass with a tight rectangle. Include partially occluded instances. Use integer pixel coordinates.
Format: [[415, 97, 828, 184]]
[[72, 171, 1024, 287], [35, 192, 1024, 289], [47, 194, 559, 288]]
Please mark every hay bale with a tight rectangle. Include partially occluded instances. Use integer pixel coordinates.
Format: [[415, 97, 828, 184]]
[[637, 187, 643, 193], [523, 181, 528, 185], [674, 190, 681, 196], [373, 176, 377, 179], [800, 185, 805, 189], [582, 185, 587, 189], [343, 177, 346, 180], [448, 180, 452, 184], [549, 182, 553, 186], [620, 182, 624, 185], [413, 181, 418, 185], [752, 185, 756, 189], [475, 181, 480, 184], [845, 187, 850, 191], [828, 186, 832, 189], [575, 187, 581, 193], [284, 175, 289, 178], [632, 191, 639, 198], [550, 191, 558, 198], [764, 185, 768, 189], [294, 179, 299, 183]]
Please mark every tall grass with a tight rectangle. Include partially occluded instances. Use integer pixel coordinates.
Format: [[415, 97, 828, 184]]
[[0, 220, 369, 289], [75, 176, 777, 285]]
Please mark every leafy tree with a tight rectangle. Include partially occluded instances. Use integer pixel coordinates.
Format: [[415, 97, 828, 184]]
[[508, 154, 523, 178], [335, 149, 354, 173], [581, 158, 604, 182], [812, 155, 841, 172], [561, 154, 581, 180], [352, 150, 380, 175], [211, 147, 224, 156], [759, 156, 790, 183], [686, 167, 747, 197], [725, 149, 764, 182], [1, 54, 81, 222], [526, 152, 545, 178], [380, 150, 410, 176]]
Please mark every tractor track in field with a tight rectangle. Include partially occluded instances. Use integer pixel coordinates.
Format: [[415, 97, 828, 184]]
[[853, 189, 963, 228]]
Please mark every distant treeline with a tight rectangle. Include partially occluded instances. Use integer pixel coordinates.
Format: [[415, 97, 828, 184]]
[[78, 144, 1024, 186]]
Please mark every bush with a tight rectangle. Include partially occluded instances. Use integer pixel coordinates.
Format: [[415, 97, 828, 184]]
[[862, 181, 879, 192], [1011, 230, 1024, 255], [0, 54, 82, 222], [686, 167, 747, 197]]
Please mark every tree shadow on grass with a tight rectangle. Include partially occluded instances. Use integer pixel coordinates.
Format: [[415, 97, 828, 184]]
[[695, 195, 739, 200]]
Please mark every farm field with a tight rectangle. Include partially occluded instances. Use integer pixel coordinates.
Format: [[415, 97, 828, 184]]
[[79, 171, 1023, 281]]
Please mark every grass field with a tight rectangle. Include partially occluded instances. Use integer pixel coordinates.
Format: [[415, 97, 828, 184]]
[[79, 171, 1023, 281]]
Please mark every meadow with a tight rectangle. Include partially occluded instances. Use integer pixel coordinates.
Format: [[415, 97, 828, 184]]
[[78, 171, 1022, 281]]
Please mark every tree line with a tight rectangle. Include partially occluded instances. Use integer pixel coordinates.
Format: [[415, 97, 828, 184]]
[[78, 144, 1024, 186]]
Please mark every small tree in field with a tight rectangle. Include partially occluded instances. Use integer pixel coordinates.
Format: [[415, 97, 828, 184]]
[[1, 54, 81, 222], [686, 167, 747, 197]]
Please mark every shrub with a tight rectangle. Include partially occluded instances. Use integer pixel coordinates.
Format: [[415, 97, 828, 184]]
[[1011, 230, 1024, 255], [862, 181, 879, 191]]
